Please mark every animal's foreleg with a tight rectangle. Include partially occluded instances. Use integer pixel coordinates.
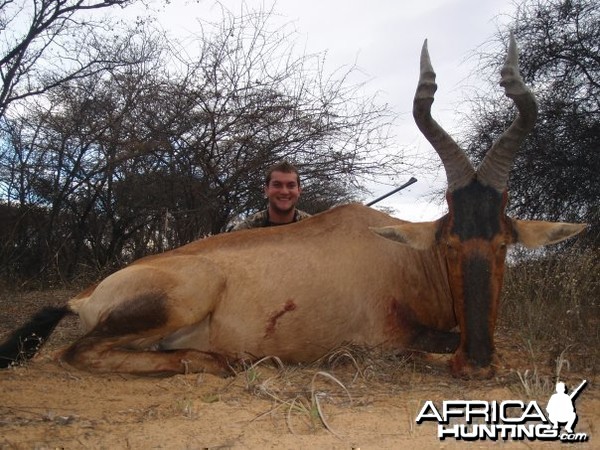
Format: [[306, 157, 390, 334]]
[[408, 327, 460, 354]]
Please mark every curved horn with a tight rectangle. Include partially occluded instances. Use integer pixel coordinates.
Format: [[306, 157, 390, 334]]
[[477, 33, 538, 192], [413, 39, 474, 192]]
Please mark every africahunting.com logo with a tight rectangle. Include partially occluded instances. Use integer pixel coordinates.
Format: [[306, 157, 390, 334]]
[[416, 380, 589, 443]]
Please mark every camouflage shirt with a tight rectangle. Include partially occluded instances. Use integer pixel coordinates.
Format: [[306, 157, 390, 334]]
[[226, 209, 311, 232]]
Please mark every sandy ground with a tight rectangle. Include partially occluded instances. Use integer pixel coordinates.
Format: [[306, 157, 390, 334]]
[[0, 289, 597, 449]]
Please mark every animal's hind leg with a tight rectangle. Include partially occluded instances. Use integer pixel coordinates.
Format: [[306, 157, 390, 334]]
[[63, 261, 229, 375], [63, 280, 228, 374], [62, 335, 231, 375], [62, 293, 231, 375]]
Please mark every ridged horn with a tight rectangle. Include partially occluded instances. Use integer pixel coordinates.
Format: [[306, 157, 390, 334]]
[[413, 39, 475, 192], [477, 33, 538, 192]]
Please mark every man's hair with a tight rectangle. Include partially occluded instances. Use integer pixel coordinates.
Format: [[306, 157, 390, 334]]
[[265, 161, 300, 186]]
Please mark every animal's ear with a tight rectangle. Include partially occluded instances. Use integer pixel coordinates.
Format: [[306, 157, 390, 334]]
[[370, 221, 439, 250], [512, 219, 587, 249]]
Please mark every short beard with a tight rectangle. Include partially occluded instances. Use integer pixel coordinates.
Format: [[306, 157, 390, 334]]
[[270, 203, 295, 215]]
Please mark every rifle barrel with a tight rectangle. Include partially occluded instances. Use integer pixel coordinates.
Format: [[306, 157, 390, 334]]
[[569, 380, 587, 399], [366, 177, 418, 207]]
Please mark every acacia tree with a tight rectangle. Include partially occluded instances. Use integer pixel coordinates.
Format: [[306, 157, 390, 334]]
[[158, 9, 397, 234], [0, 6, 398, 282], [0, 0, 155, 118], [461, 0, 599, 245], [0, 28, 167, 279]]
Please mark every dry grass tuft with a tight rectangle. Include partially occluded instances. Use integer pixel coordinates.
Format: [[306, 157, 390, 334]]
[[500, 245, 599, 375], [210, 344, 422, 435]]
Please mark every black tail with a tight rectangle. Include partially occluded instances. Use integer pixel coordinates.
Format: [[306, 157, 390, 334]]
[[0, 306, 70, 368]]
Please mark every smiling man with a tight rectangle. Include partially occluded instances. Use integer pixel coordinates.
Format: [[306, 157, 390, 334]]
[[227, 161, 311, 232]]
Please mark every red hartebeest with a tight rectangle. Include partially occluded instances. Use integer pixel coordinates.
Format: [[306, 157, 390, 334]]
[[0, 35, 585, 378]]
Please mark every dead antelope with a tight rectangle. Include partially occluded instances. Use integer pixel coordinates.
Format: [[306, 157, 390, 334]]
[[0, 35, 585, 378]]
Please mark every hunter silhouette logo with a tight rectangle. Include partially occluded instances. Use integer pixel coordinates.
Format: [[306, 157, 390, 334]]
[[546, 380, 587, 434], [416, 379, 589, 442]]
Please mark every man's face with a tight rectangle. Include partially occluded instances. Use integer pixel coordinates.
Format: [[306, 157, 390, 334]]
[[265, 170, 301, 214]]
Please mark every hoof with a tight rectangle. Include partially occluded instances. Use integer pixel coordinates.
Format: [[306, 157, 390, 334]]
[[449, 353, 495, 379]]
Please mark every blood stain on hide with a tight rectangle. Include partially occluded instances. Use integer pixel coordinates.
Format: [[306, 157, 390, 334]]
[[264, 299, 297, 337]]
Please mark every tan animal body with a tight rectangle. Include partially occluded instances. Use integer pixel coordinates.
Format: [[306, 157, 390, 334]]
[[0, 35, 585, 378], [65, 204, 458, 375]]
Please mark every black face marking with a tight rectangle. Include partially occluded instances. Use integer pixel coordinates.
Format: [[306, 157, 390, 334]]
[[451, 182, 504, 241], [463, 255, 493, 367], [93, 292, 169, 338]]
